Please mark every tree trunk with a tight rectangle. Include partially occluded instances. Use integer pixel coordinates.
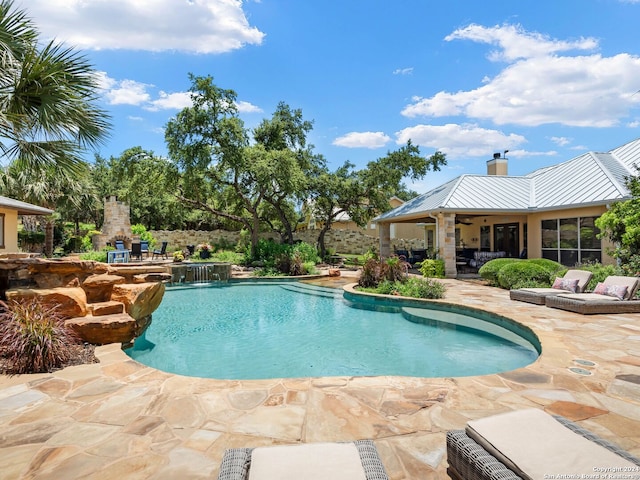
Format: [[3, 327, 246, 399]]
[[44, 219, 54, 257], [317, 226, 330, 260]]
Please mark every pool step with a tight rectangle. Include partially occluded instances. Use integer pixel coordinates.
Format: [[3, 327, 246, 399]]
[[278, 283, 344, 299], [401, 307, 535, 349]]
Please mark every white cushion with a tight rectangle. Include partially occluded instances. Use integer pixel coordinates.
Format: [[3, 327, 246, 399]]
[[466, 409, 637, 480], [248, 442, 367, 480]]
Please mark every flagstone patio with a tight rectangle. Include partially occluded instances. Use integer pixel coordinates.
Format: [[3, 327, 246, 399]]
[[1, 275, 639, 479]]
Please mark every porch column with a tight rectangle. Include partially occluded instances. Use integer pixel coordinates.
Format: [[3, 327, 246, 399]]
[[439, 213, 457, 278], [379, 222, 391, 258]]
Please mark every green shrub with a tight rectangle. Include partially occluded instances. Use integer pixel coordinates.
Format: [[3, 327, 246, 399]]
[[79, 246, 113, 263], [81, 230, 101, 252], [211, 250, 244, 264], [496, 262, 554, 289], [526, 258, 566, 276], [0, 298, 81, 374], [385, 256, 409, 282], [478, 258, 520, 285], [419, 259, 445, 278], [360, 277, 446, 299]]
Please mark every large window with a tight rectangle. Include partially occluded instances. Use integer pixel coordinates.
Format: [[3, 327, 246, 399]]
[[541, 216, 601, 265]]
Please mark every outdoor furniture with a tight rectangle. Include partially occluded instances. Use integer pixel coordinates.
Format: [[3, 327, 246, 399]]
[[152, 241, 168, 260], [409, 248, 428, 265], [107, 249, 129, 263], [115, 240, 126, 251], [130, 242, 142, 261], [509, 269, 593, 305], [217, 440, 389, 480], [140, 241, 149, 258], [545, 275, 640, 314], [446, 409, 640, 480], [469, 251, 506, 269]]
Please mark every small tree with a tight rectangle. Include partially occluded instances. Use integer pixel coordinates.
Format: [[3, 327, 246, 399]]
[[596, 169, 640, 272]]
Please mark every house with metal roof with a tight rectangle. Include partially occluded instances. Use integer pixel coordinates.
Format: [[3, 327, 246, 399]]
[[374, 137, 640, 277], [0, 195, 53, 253]]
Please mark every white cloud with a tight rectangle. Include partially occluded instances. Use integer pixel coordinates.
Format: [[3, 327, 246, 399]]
[[333, 132, 391, 149], [444, 23, 597, 62], [28, 0, 265, 54], [395, 123, 527, 158], [147, 91, 193, 111], [235, 100, 263, 113], [403, 24, 640, 128], [393, 67, 414, 75], [105, 79, 152, 105], [550, 136, 572, 146]]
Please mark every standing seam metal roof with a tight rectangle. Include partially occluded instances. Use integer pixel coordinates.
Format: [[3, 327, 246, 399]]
[[375, 137, 640, 222]]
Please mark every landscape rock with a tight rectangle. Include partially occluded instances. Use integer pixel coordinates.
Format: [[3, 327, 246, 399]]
[[82, 273, 126, 302], [5, 286, 88, 318], [65, 313, 138, 345], [111, 282, 165, 321]]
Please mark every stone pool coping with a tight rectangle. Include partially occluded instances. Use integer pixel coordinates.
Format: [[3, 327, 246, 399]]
[[1, 277, 639, 479]]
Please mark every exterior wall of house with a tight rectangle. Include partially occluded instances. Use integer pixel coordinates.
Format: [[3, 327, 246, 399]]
[[0, 208, 19, 252]]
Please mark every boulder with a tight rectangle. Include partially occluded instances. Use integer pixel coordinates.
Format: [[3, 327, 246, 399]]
[[82, 273, 126, 302], [5, 286, 88, 318], [328, 268, 341, 277], [65, 313, 137, 345], [132, 273, 172, 283], [87, 300, 125, 316], [110, 282, 165, 321]]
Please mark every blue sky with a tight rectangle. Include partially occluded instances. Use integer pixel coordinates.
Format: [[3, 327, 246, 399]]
[[25, 0, 640, 192]]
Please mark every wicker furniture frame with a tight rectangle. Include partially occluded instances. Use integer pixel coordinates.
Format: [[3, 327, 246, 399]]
[[217, 440, 389, 480], [545, 295, 640, 314], [446, 415, 640, 480]]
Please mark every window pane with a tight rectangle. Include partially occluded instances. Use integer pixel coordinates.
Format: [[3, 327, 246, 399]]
[[580, 217, 601, 250], [581, 250, 601, 264], [541, 220, 558, 248], [560, 249, 578, 266], [541, 249, 558, 262], [560, 218, 578, 249], [480, 226, 490, 251]]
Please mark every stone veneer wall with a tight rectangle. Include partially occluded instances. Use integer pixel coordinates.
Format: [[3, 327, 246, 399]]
[[149, 228, 423, 255]]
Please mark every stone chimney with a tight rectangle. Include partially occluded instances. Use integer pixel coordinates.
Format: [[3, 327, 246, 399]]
[[487, 151, 508, 175], [92, 196, 133, 250]]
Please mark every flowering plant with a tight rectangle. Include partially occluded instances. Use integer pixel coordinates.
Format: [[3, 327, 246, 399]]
[[173, 251, 184, 262], [197, 242, 212, 251]]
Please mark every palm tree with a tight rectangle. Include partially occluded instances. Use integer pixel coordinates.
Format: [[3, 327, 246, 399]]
[[0, 0, 110, 174], [0, 0, 110, 255]]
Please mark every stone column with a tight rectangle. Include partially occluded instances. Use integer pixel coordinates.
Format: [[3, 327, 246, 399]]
[[379, 223, 391, 258], [439, 213, 457, 278]]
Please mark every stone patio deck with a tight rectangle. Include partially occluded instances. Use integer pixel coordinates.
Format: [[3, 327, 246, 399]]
[[1, 276, 639, 479]]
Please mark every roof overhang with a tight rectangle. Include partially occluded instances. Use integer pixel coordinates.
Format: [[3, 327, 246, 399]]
[[0, 196, 54, 215]]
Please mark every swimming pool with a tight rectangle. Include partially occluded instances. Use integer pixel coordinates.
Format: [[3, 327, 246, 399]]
[[125, 282, 539, 380]]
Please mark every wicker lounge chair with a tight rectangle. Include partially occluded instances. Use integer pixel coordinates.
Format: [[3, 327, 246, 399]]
[[509, 269, 593, 305], [217, 440, 389, 480], [447, 410, 640, 480], [545, 275, 640, 314]]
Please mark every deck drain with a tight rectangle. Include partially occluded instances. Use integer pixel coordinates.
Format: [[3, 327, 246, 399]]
[[574, 359, 596, 367], [569, 367, 592, 376]]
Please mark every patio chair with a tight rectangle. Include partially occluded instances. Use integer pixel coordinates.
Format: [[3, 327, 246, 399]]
[[115, 240, 126, 251], [446, 409, 640, 480], [217, 440, 389, 480], [130, 242, 142, 261], [140, 241, 149, 258], [509, 269, 593, 305], [152, 241, 168, 260], [545, 275, 640, 314]]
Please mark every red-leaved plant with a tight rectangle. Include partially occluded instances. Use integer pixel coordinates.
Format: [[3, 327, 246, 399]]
[[0, 298, 81, 374]]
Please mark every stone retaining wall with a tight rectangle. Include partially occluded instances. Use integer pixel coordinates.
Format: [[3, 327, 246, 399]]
[[149, 229, 423, 255]]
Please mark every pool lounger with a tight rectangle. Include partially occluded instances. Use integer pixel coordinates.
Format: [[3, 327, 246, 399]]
[[509, 269, 593, 305], [446, 409, 640, 480], [217, 439, 389, 480]]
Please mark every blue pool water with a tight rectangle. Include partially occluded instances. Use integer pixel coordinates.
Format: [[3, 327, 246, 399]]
[[125, 282, 539, 380]]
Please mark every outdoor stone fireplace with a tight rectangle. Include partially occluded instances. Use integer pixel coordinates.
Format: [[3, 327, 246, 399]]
[[92, 196, 133, 250]]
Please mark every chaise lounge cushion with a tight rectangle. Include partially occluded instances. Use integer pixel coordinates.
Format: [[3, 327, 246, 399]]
[[465, 409, 638, 480], [551, 277, 580, 293], [248, 443, 367, 480]]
